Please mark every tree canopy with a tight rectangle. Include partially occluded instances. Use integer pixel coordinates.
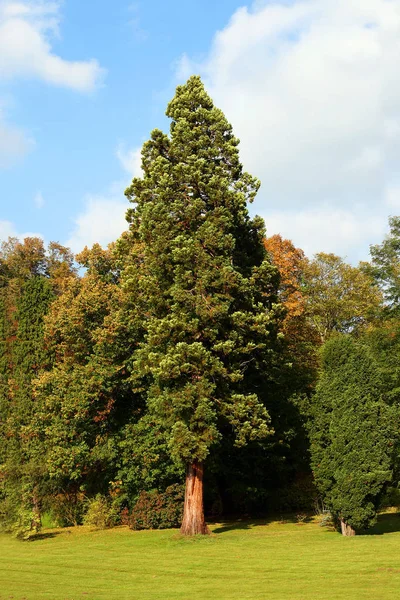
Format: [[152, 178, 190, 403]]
[[309, 336, 397, 534], [120, 75, 284, 534], [1, 78, 400, 539]]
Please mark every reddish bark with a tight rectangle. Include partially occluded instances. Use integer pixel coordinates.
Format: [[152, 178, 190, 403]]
[[180, 462, 210, 536]]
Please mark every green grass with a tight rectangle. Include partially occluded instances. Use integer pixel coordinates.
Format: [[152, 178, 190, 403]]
[[1, 514, 400, 600]]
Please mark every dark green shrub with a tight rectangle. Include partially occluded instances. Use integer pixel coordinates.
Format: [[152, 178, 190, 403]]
[[124, 485, 184, 530], [380, 485, 400, 509], [273, 475, 317, 512]]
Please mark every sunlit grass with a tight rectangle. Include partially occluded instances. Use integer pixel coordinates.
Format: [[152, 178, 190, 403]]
[[1, 513, 400, 599]]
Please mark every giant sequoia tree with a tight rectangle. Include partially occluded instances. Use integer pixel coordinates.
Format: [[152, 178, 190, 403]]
[[121, 76, 283, 535]]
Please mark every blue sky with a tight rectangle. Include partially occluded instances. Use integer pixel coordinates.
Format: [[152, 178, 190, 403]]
[[0, 0, 244, 247], [0, 0, 399, 260]]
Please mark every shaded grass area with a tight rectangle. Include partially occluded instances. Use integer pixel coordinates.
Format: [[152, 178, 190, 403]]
[[1, 513, 400, 600]]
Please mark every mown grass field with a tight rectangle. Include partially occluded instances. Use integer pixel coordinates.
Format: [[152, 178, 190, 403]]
[[1, 514, 400, 600]]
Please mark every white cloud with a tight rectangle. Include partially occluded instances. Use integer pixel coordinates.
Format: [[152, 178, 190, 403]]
[[66, 193, 128, 254], [0, 108, 34, 166], [0, 220, 21, 240], [116, 143, 143, 178], [385, 185, 400, 209], [34, 190, 44, 208], [66, 142, 144, 254], [0, 1, 105, 92], [179, 0, 400, 260], [128, 2, 148, 42], [265, 206, 387, 261], [0, 219, 42, 241], [0, 1, 105, 169]]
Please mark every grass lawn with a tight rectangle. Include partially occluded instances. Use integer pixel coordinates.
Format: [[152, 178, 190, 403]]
[[1, 514, 400, 600]]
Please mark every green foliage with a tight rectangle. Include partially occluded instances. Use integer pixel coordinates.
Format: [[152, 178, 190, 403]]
[[0, 238, 76, 535], [30, 242, 145, 529], [121, 75, 283, 469], [303, 253, 382, 342], [46, 490, 86, 527], [0, 276, 55, 536], [310, 336, 398, 531], [123, 484, 184, 530], [380, 485, 400, 509], [118, 414, 184, 500], [366, 216, 400, 313], [40, 510, 59, 529], [83, 494, 119, 529], [3, 82, 398, 536]]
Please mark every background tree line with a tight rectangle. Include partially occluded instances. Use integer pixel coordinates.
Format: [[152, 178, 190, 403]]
[[1, 77, 399, 537]]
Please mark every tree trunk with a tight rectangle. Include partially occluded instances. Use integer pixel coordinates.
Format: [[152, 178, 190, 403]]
[[180, 461, 210, 535], [31, 487, 41, 533], [340, 519, 356, 536]]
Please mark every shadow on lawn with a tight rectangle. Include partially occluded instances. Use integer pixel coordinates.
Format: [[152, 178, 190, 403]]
[[360, 513, 400, 536], [212, 521, 255, 534], [26, 531, 62, 542], [212, 513, 313, 534]]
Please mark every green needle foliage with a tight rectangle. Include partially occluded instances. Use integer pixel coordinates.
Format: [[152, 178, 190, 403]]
[[120, 75, 284, 525], [310, 336, 398, 533]]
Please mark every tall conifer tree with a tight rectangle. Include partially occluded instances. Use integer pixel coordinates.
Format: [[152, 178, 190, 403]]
[[122, 76, 283, 534], [310, 336, 397, 535]]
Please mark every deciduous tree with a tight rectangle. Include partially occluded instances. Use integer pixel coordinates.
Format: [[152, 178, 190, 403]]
[[303, 253, 382, 342], [364, 216, 400, 315]]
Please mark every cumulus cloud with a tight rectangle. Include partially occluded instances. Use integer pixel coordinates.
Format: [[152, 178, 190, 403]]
[[0, 219, 42, 242], [34, 190, 44, 208], [179, 0, 400, 260], [116, 143, 143, 178], [0, 108, 34, 167], [0, 0, 105, 91], [66, 144, 144, 254], [66, 193, 128, 254], [385, 185, 400, 210], [264, 206, 388, 262], [128, 2, 148, 42], [0, 1, 105, 168]]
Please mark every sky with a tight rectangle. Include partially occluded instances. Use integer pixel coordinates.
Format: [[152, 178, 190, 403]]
[[0, 0, 399, 262]]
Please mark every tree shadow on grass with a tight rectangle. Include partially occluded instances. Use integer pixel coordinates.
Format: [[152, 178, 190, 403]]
[[359, 512, 400, 536], [211, 520, 255, 534], [26, 531, 62, 542], [211, 513, 314, 534]]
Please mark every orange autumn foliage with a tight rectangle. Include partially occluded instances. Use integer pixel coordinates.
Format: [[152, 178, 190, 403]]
[[264, 235, 306, 320], [264, 234, 320, 379]]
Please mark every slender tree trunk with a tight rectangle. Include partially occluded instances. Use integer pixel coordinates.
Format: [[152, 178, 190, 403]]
[[340, 519, 356, 536], [31, 487, 41, 533], [180, 461, 210, 535]]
